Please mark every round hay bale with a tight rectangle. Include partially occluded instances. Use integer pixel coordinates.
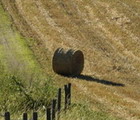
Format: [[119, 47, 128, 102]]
[[52, 48, 84, 75]]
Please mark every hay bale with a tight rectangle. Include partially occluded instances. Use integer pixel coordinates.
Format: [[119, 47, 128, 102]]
[[52, 48, 84, 75]]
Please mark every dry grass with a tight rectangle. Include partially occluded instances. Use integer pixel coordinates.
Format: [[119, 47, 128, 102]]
[[1, 0, 140, 119]]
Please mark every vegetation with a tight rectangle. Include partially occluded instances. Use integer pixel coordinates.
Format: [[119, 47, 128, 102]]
[[0, 63, 55, 113]]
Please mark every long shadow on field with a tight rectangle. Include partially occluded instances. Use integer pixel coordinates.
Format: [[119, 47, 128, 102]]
[[71, 75, 125, 87]]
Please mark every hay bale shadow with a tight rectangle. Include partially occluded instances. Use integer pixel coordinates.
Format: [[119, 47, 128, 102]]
[[65, 74, 125, 87]]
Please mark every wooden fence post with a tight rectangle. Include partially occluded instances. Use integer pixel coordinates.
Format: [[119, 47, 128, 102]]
[[57, 88, 61, 120], [52, 99, 56, 120], [64, 84, 68, 111], [5, 112, 10, 120], [47, 108, 51, 120], [23, 113, 28, 120], [64, 83, 72, 111], [68, 83, 71, 106], [57, 88, 61, 112], [33, 112, 38, 120]]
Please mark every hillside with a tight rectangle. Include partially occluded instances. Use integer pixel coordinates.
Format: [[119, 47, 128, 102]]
[[0, 0, 140, 120]]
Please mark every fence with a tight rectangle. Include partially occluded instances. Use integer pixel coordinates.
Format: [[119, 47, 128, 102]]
[[4, 83, 72, 120]]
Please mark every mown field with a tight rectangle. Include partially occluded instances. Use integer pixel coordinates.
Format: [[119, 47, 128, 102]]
[[0, 0, 140, 120]]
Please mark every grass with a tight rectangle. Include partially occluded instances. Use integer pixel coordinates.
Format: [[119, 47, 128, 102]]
[[59, 102, 120, 120]]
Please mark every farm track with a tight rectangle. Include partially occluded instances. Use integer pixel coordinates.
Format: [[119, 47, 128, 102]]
[[1, 0, 140, 119], [0, 6, 24, 72], [0, 2, 40, 81]]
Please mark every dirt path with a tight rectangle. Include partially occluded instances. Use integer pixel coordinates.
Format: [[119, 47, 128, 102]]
[[0, 4, 40, 79]]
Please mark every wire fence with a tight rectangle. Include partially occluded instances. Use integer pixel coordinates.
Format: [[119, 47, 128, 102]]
[[4, 83, 72, 120]]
